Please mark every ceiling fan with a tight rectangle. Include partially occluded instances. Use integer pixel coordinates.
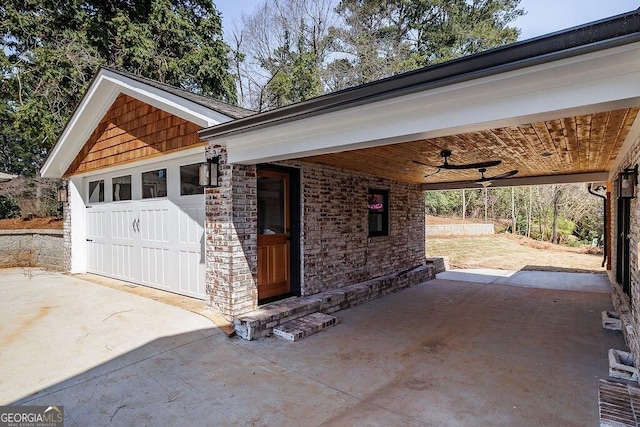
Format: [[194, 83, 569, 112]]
[[413, 149, 502, 174], [474, 168, 519, 187]]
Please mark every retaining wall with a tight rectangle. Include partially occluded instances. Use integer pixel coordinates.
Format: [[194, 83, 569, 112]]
[[426, 223, 494, 236], [0, 229, 64, 270]]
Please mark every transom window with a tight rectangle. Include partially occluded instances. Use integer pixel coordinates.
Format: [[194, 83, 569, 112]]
[[142, 169, 167, 199], [113, 175, 132, 201], [180, 163, 204, 196], [368, 189, 389, 237], [88, 180, 104, 203]]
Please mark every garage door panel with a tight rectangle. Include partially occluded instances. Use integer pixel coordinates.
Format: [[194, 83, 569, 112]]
[[179, 206, 204, 244], [110, 207, 137, 282], [141, 246, 170, 289], [176, 205, 206, 298], [140, 207, 172, 243], [88, 242, 107, 275], [111, 208, 135, 241], [87, 209, 108, 275], [112, 244, 135, 281], [178, 250, 205, 297]]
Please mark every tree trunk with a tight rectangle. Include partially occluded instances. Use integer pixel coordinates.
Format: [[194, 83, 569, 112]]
[[35, 173, 42, 215], [527, 186, 532, 238], [511, 187, 516, 234], [551, 185, 561, 244], [462, 189, 466, 220], [484, 187, 488, 223]]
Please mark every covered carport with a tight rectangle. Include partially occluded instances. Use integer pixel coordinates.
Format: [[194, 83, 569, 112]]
[[197, 8, 640, 422], [202, 13, 640, 296], [201, 10, 640, 291]]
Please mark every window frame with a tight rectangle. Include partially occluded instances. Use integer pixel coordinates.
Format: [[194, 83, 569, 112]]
[[367, 189, 389, 237], [179, 163, 205, 196], [141, 168, 168, 199], [112, 174, 132, 201], [88, 179, 105, 203]]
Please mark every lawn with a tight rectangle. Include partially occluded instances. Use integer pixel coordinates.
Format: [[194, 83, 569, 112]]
[[426, 234, 605, 273]]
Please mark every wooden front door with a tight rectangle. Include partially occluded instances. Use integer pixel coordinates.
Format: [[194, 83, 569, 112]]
[[257, 169, 290, 300]]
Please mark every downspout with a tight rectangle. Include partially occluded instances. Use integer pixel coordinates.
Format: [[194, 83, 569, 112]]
[[588, 183, 607, 267]]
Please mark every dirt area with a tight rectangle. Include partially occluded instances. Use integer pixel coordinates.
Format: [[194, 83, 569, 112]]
[[0, 217, 63, 229], [427, 234, 605, 273]]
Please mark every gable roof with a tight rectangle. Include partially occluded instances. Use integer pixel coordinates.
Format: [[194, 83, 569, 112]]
[[199, 8, 640, 141], [41, 67, 255, 178], [101, 67, 254, 119]]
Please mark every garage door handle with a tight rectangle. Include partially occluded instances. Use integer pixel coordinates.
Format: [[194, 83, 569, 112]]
[[134, 218, 140, 233], [132, 219, 136, 232], [86, 239, 93, 242]]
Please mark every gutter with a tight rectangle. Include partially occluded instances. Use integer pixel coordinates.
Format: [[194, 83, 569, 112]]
[[199, 9, 640, 140], [588, 183, 608, 268]]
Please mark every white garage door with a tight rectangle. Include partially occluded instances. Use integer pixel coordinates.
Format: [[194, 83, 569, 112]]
[[84, 154, 206, 299]]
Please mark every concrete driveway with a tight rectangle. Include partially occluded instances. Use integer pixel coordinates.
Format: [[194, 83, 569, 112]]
[[0, 268, 215, 404], [2, 268, 625, 426]]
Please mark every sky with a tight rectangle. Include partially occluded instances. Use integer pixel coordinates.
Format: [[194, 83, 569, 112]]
[[215, 0, 640, 41]]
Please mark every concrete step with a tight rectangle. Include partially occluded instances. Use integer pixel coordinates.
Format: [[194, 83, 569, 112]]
[[273, 313, 338, 342]]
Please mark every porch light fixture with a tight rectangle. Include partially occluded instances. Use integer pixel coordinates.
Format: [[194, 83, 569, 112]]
[[199, 156, 220, 187], [56, 186, 68, 203], [619, 165, 638, 199]]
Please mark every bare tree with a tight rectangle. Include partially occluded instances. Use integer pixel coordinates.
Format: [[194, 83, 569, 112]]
[[231, 0, 338, 110]]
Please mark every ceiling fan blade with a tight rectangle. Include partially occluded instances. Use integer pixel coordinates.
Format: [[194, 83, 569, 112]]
[[441, 159, 502, 170], [488, 170, 519, 180], [424, 168, 441, 178]]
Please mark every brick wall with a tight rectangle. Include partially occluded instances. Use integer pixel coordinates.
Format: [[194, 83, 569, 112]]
[[204, 153, 426, 318], [0, 230, 64, 270], [610, 131, 640, 382], [204, 146, 258, 318], [278, 160, 426, 296]]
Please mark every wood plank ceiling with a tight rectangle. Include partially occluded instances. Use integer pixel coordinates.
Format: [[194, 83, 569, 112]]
[[300, 107, 639, 185]]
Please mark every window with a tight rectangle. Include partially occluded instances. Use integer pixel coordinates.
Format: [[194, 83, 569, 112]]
[[88, 180, 104, 203], [257, 173, 286, 235], [180, 163, 204, 196], [142, 169, 167, 199], [368, 189, 389, 237], [113, 175, 132, 201]]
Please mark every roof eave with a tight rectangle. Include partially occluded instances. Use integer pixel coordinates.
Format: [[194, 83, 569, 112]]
[[199, 9, 640, 141]]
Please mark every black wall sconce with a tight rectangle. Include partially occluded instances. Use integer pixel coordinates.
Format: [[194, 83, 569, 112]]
[[619, 164, 638, 199], [56, 185, 68, 203], [199, 156, 220, 187]]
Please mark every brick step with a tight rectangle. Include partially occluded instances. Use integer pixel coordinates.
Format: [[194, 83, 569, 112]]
[[234, 264, 439, 340], [273, 313, 338, 342]]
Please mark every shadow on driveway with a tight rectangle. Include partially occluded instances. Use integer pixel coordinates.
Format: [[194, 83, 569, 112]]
[[3, 268, 626, 426]]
